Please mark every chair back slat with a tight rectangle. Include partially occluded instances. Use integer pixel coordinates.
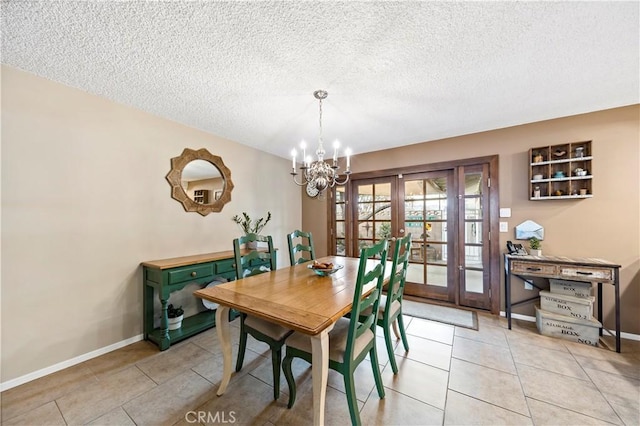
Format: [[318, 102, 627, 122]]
[[287, 230, 316, 265], [345, 239, 388, 360], [386, 234, 412, 311], [233, 233, 276, 279]]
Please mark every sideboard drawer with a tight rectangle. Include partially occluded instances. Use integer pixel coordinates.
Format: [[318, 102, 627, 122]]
[[168, 264, 215, 285], [216, 259, 236, 275], [511, 261, 558, 277], [559, 265, 613, 282]]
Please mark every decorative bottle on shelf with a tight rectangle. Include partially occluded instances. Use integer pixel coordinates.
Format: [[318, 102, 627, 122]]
[[575, 147, 584, 158], [533, 186, 541, 198]]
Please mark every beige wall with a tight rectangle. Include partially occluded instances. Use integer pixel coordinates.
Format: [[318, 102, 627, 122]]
[[1, 66, 301, 383], [303, 105, 640, 335]]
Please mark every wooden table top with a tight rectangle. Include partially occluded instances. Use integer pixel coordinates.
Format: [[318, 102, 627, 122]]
[[505, 254, 620, 268], [141, 249, 272, 269], [194, 256, 388, 336]]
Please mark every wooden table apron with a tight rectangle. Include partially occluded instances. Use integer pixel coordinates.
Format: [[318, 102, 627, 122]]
[[194, 255, 386, 426]]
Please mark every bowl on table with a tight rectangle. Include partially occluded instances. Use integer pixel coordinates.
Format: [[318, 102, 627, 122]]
[[308, 262, 344, 276]]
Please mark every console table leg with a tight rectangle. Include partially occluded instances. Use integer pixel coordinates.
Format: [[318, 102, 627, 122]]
[[614, 274, 621, 353], [159, 297, 170, 350], [505, 263, 512, 329], [597, 283, 603, 337]]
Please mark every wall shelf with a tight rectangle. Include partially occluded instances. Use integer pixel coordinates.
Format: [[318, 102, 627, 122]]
[[529, 141, 592, 200]]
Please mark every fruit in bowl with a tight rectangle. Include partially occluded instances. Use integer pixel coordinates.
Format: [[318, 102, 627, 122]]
[[311, 260, 334, 270]]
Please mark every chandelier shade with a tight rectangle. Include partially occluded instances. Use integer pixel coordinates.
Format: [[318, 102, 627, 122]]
[[290, 89, 351, 197]]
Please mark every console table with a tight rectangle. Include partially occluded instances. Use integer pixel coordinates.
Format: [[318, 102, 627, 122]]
[[504, 254, 621, 352], [141, 249, 274, 350]]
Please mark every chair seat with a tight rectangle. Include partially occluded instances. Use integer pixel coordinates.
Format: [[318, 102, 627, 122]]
[[285, 317, 374, 363], [245, 315, 292, 341]]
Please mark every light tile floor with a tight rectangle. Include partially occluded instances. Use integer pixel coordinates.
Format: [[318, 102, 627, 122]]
[[2, 313, 639, 425]]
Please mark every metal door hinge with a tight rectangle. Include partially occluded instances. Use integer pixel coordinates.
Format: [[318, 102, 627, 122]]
[[487, 178, 491, 188]]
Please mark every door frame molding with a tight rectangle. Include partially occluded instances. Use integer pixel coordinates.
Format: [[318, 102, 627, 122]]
[[328, 155, 500, 314]]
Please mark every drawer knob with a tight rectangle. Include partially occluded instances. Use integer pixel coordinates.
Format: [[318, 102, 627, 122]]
[[191, 272, 197, 277]]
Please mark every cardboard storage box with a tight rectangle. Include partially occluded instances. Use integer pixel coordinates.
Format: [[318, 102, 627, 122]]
[[535, 306, 601, 346], [549, 279, 593, 298], [540, 290, 594, 320]]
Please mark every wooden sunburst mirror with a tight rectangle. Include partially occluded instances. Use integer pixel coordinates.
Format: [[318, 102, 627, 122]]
[[165, 148, 234, 216]]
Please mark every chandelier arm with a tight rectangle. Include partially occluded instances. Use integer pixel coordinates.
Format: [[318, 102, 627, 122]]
[[290, 172, 309, 186], [333, 173, 351, 186]]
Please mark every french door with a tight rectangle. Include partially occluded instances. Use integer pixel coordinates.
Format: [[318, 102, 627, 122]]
[[330, 157, 498, 312]]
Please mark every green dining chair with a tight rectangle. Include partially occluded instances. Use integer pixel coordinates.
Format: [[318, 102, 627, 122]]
[[282, 239, 388, 426], [375, 233, 412, 374], [233, 233, 292, 400], [287, 229, 316, 265]]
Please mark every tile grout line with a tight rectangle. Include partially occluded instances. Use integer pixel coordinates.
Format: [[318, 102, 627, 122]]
[[563, 342, 626, 426]]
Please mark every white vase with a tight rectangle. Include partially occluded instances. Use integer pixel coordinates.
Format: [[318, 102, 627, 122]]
[[246, 241, 258, 250], [168, 314, 183, 330], [530, 249, 542, 257]]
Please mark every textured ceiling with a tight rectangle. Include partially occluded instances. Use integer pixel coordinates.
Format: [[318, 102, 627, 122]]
[[2, 1, 639, 160]]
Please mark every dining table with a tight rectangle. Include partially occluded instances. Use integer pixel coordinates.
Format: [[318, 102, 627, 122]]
[[194, 255, 388, 426]]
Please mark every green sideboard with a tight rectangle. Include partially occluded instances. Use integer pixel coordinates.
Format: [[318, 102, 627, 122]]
[[141, 249, 274, 350]]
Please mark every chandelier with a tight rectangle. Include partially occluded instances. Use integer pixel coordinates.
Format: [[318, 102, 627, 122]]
[[290, 89, 351, 197]]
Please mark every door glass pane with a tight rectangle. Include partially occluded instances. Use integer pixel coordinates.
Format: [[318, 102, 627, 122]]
[[465, 246, 483, 268], [358, 185, 373, 202], [405, 180, 424, 198], [373, 202, 391, 220], [465, 269, 483, 293], [358, 221, 374, 238], [428, 221, 447, 242], [426, 178, 447, 197], [405, 221, 423, 240], [465, 172, 482, 195], [374, 183, 391, 201], [406, 263, 424, 284], [426, 242, 447, 263], [336, 222, 345, 238], [336, 239, 346, 256], [426, 264, 447, 287], [358, 202, 373, 220], [375, 222, 392, 240], [465, 197, 482, 219], [465, 222, 482, 244], [336, 186, 346, 202], [336, 203, 345, 220]]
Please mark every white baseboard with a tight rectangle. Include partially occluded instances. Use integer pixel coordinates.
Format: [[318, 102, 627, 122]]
[[0, 334, 144, 392], [499, 311, 640, 342]]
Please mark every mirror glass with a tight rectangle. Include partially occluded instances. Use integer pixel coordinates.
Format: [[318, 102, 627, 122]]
[[180, 160, 225, 205], [166, 148, 234, 216]]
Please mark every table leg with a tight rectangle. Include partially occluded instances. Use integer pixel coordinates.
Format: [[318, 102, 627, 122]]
[[215, 306, 232, 396], [505, 260, 512, 329], [614, 273, 621, 353], [310, 323, 334, 426], [597, 283, 603, 337]]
